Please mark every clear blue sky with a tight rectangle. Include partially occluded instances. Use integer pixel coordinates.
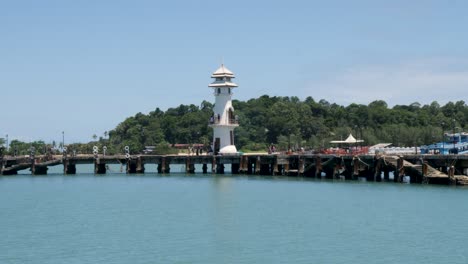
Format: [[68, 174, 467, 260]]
[[1, 0, 468, 143]]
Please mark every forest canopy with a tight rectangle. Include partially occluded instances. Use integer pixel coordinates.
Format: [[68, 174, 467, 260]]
[[106, 96, 467, 153], [2, 96, 467, 155]]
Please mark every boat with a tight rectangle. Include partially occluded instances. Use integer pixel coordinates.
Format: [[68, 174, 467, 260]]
[[420, 132, 468, 155]]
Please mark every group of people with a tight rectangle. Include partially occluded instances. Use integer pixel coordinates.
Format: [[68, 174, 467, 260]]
[[187, 146, 206, 156], [269, 145, 307, 154], [268, 144, 277, 154], [209, 114, 221, 124]]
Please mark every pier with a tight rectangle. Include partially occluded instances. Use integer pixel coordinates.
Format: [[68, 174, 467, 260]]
[[2, 153, 468, 185]]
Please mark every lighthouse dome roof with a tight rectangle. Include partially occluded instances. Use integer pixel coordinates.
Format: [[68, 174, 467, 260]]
[[209, 64, 238, 88], [211, 64, 235, 78]]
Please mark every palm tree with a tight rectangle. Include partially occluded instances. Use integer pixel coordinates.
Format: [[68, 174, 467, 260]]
[[92, 134, 97, 141]]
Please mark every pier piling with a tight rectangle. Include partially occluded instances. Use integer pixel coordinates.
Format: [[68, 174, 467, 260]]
[[157, 157, 170, 174], [31, 163, 48, 175], [136, 157, 145, 173], [95, 158, 107, 174], [273, 159, 279, 175], [211, 157, 216, 173], [315, 157, 322, 178], [216, 163, 225, 174], [126, 159, 136, 174], [231, 163, 240, 174], [1, 153, 467, 185], [383, 168, 390, 181], [63, 159, 76, 175], [373, 158, 383, 182], [95, 163, 107, 174], [247, 158, 253, 174]]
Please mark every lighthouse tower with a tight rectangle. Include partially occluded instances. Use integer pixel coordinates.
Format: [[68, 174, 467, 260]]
[[208, 64, 239, 154]]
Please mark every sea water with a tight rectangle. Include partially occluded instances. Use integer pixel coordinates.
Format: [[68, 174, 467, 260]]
[[1, 166, 468, 264]]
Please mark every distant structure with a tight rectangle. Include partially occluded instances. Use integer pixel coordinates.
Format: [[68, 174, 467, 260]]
[[208, 64, 239, 154], [420, 132, 468, 155]]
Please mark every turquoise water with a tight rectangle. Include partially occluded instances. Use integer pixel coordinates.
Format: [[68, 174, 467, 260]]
[[1, 171, 468, 264]]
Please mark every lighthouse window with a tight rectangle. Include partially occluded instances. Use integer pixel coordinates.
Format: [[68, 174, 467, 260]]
[[226, 77, 231, 81], [228, 88, 231, 94], [216, 77, 223, 81], [217, 88, 221, 94]]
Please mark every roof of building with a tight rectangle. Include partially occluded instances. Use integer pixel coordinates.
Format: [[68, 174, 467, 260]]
[[330, 134, 364, 144], [369, 143, 392, 149], [209, 64, 238, 88], [208, 82, 238, 88], [172, 143, 204, 149], [211, 64, 235, 78]]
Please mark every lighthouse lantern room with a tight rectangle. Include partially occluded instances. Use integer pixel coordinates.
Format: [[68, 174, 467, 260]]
[[208, 64, 239, 154]]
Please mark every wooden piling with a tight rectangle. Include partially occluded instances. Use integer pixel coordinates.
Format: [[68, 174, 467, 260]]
[[158, 157, 170, 173], [374, 158, 382, 182], [393, 158, 403, 183], [212, 156, 216, 173], [284, 163, 290, 175], [422, 162, 428, 184], [239, 156, 247, 173], [95, 163, 107, 174], [31, 159, 48, 175], [298, 157, 305, 175], [397, 158, 404, 183], [260, 163, 270, 175], [185, 157, 195, 173], [136, 157, 145, 173], [255, 156, 261, 174], [231, 163, 240, 174], [247, 157, 253, 175], [273, 158, 279, 175], [352, 157, 359, 180], [126, 159, 136, 174], [63, 159, 76, 175], [448, 166, 455, 185], [383, 168, 390, 181], [315, 157, 322, 178], [324, 167, 334, 179], [188, 164, 195, 174], [216, 163, 225, 174], [333, 163, 340, 179]]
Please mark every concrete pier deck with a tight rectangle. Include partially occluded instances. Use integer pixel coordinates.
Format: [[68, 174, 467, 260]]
[[2, 153, 468, 185]]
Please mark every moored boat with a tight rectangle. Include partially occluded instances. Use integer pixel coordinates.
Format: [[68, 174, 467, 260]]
[[420, 132, 468, 155]]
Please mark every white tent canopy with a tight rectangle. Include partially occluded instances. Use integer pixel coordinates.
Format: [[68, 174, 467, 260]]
[[330, 134, 364, 144]]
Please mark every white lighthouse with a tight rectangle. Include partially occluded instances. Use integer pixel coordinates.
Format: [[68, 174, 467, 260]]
[[208, 64, 239, 154]]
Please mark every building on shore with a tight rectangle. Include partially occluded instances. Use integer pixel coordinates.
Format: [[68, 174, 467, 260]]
[[208, 64, 239, 154]]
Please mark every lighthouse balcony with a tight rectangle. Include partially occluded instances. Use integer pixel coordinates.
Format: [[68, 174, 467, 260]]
[[209, 118, 239, 126]]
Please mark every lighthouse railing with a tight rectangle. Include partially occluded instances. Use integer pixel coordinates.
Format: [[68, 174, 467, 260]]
[[208, 118, 239, 125], [229, 118, 238, 125]]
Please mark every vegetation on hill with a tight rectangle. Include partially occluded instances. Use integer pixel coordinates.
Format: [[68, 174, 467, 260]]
[[1, 96, 467, 155], [107, 96, 467, 153]]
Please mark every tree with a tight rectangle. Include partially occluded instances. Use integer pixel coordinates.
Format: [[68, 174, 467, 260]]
[[101, 97, 468, 153]]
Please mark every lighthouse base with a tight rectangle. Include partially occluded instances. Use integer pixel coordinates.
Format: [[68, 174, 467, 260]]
[[219, 145, 238, 154]]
